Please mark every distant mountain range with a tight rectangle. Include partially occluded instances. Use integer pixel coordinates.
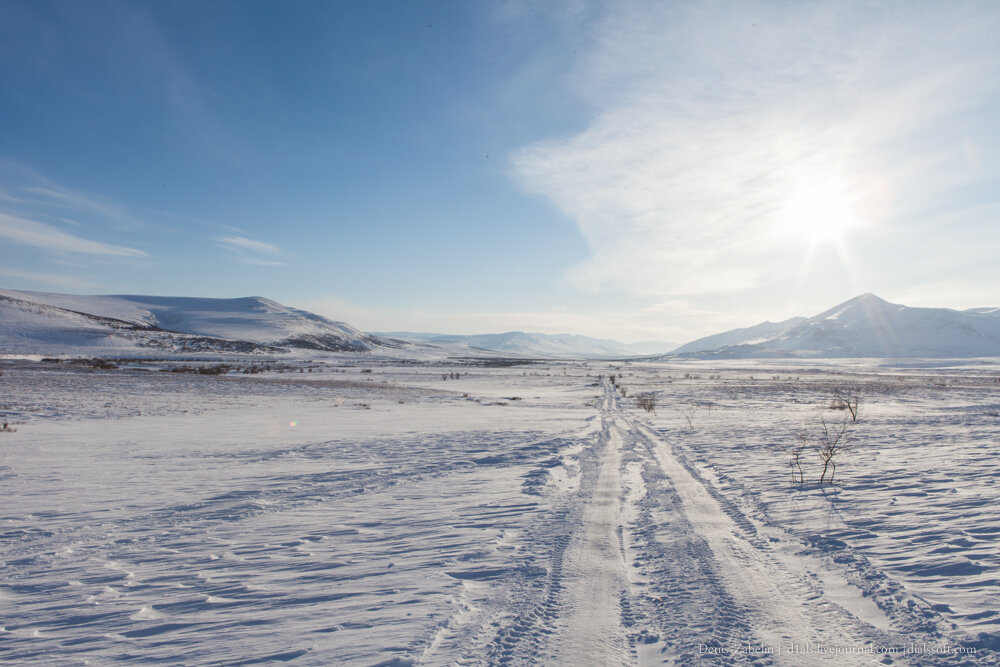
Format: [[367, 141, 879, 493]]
[[3, 288, 999, 360], [670, 293, 1000, 359], [0, 288, 672, 359], [380, 331, 678, 359], [0, 288, 390, 355]]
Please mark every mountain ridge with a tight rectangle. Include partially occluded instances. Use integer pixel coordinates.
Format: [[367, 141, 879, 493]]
[[670, 293, 1000, 359], [378, 331, 678, 359]]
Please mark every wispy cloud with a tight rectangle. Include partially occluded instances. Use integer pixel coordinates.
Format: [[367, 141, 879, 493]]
[[20, 185, 136, 230], [0, 161, 148, 231], [511, 2, 1000, 315], [216, 235, 284, 266], [217, 235, 282, 255], [0, 212, 146, 257]]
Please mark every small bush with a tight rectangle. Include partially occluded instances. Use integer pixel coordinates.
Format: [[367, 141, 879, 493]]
[[197, 365, 231, 375], [636, 393, 657, 413]]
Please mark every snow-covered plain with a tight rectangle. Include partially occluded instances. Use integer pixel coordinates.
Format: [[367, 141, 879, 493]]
[[1, 358, 998, 665]]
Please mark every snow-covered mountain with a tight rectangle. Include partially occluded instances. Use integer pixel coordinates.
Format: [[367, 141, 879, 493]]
[[0, 288, 389, 355], [673, 293, 1000, 358], [670, 317, 807, 356], [381, 331, 677, 359]]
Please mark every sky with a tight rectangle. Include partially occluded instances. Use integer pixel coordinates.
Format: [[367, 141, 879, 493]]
[[2, 0, 1000, 344]]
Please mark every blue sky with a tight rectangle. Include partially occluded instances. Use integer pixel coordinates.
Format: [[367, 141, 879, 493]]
[[2, 1, 1000, 343]]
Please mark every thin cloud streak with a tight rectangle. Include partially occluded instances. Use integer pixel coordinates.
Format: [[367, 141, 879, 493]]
[[0, 212, 147, 257], [216, 235, 285, 266], [0, 162, 148, 231], [21, 186, 135, 230], [217, 236, 282, 255]]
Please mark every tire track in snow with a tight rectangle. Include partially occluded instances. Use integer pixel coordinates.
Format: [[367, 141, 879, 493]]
[[459, 379, 956, 665], [467, 385, 632, 666], [612, 385, 906, 665], [543, 400, 632, 665]]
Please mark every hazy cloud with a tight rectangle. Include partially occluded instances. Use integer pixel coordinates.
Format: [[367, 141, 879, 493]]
[[511, 2, 1000, 309]]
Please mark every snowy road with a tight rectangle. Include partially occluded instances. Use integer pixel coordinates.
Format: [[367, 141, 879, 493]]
[[549, 389, 630, 665]]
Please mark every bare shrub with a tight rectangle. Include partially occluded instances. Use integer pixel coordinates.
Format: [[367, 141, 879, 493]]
[[830, 384, 863, 421], [636, 393, 657, 413], [789, 429, 808, 484], [815, 415, 854, 483]]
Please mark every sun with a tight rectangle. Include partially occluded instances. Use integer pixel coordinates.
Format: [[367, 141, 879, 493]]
[[782, 183, 859, 244]]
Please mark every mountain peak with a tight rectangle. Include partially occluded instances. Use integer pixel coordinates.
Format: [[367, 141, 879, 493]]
[[672, 293, 1000, 359], [853, 292, 894, 306]]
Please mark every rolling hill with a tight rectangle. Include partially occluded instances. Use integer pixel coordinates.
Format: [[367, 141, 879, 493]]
[[0, 288, 389, 356]]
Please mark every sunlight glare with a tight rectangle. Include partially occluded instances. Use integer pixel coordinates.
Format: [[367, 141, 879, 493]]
[[782, 183, 859, 244]]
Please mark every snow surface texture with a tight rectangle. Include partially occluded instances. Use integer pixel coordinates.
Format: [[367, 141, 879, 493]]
[[672, 294, 1000, 358], [2, 359, 997, 665], [0, 288, 387, 355]]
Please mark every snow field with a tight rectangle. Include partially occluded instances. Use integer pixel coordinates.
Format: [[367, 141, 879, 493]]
[[1, 359, 998, 665], [613, 360, 1000, 656]]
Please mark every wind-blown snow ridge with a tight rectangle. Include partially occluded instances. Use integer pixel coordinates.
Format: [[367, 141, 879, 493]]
[[671, 293, 1000, 359]]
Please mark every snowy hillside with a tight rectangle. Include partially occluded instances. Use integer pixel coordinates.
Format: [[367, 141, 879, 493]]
[[673, 293, 1000, 358], [0, 288, 388, 355], [671, 317, 807, 356], [382, 331, 677, 358]]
